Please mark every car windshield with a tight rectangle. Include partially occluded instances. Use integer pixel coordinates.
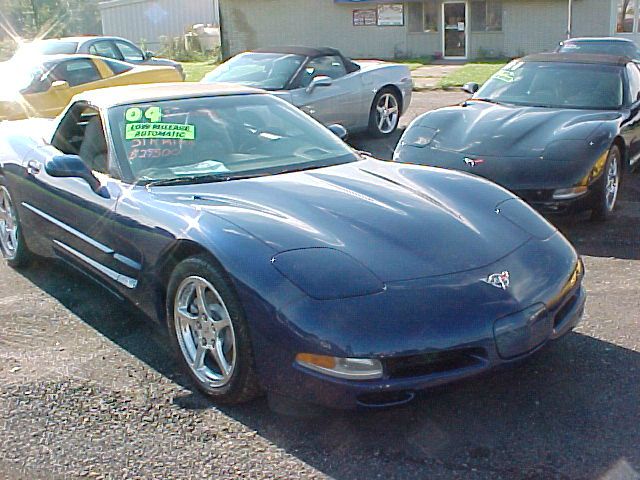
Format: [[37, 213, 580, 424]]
[[108, 94, 357, 184], [474, 60, 625, 109], [13, 41, 79, 59], [202, 52, 305, 90], [558, 41, 638, 58]]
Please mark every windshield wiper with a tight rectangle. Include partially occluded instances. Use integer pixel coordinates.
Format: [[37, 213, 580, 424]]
[[143, 174, 231, 188], [471, 98, 502, 105]]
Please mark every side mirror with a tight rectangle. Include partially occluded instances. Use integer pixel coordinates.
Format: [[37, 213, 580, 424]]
[[306, 75, 333, 94], [328, 124, 348, 141], [45, 155, 109, 198], [144, 51, 155, 60], [50, 80, 70, 91], [462, 82, 479, 94]]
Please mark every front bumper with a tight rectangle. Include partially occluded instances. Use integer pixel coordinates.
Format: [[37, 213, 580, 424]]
[[284, 282, 584, 409], [393, 146, 603, 214], [253, 234, 585, 409], [515, 188, 596, 214]]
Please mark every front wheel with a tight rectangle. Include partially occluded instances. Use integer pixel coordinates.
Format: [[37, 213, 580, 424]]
[[0, 185, 30, 268], [591, 145, 622, 222], [368, 88, 401, 137], [166, 256, 260, 404]]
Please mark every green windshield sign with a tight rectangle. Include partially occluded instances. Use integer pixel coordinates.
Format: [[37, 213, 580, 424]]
[[125, 123, 196, 140]]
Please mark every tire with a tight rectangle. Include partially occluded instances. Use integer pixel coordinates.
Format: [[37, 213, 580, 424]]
[[368, 87, 401, 137], [0, 183, 31, 268], [591, 145, 622, 222], [166, 256, 260, 404]]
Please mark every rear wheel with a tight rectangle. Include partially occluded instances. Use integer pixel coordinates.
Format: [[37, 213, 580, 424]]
[[368, 88, 401, 137], [0, 184, 30, 268], [591, 145, 621, 222], [166, 256, 260, 404]]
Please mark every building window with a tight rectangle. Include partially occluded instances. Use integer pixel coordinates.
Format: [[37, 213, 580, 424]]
[[471, 0, 502, 32], [617, 0, 636, 33], [424, 1, 438, 32], [407, 1, 439, 33]]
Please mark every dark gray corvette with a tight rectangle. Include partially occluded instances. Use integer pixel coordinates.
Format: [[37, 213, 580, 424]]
[[394, 53, 640, 221]]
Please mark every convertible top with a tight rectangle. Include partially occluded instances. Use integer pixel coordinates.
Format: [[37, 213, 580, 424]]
[[522, 52, 631, 66], [251, 46, 361, 73], [253, 46, 342, 58], [562, 37, 636, 44]]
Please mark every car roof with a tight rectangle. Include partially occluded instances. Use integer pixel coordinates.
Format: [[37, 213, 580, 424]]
[[251, 46, 342, 58], [30, 36, 127, 44], [563, 37, 636, 44], [522, 52, 631, 66], [36, 53, 121, 63], [77, 82, 265, 109]]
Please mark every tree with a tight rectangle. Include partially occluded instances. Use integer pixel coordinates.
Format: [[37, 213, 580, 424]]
[[0, 0, 101, 40]]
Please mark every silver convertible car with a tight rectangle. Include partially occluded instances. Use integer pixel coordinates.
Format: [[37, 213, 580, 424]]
[[202, 47, 412, 137]]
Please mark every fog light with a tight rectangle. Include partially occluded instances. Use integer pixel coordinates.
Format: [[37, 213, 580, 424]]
[[552, 186, 588, 201], [295, 353, 384, 380], [494, 304, 551, 359]]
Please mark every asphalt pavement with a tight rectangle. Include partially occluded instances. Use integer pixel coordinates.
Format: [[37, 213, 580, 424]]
[[1, 91, 639, 480]]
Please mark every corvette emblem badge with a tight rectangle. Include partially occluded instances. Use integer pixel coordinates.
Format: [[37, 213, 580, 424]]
[[484, 271, 510, 290], [464, 157, 484, 167]]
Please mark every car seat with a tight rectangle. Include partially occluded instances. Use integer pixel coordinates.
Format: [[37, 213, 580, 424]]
[[79, 116, 108, 174]]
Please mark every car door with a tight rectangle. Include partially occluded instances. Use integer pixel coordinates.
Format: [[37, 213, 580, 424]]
[[18, 102, 142, 292], [22, 58, 104, 117], [288, 55, 362, 129], [622, 63, 640, 168]]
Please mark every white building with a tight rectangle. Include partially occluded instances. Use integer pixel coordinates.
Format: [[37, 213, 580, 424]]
[[99, 0, 219, 50]]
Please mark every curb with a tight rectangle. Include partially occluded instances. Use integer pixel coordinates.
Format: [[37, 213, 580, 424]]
[[412, 85, 461, 92]]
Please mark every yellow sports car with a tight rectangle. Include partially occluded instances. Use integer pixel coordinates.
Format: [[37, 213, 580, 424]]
[[0, 54, 183, 121]]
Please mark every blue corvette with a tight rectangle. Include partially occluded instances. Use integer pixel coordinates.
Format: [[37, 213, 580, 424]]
[[0, 83, 586, 409]]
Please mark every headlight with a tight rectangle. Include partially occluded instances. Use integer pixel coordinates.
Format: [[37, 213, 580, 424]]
[[295, 353, 384, 380], [542, 139, 586, 161], [399, 125, 438, 148], [271, 247, 384, 300], [495, 198, 556, 240]]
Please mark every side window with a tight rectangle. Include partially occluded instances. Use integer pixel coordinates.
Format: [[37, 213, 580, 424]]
[[626, 63, 640, 103], [51, 59, 102, 87], [52, 104, 111, 176], [298, 55, 347, 88], [103, 59, 133, 75], [115, 41, 144, 62], [88, 41, 120, 60], [22, 65, 52, 94]]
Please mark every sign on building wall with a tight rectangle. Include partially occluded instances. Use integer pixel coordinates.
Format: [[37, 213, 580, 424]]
[[353, 9, 377, 26], [376, 4, 404, 26]]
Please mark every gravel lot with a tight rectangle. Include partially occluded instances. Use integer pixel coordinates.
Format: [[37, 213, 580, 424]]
[[1, 91, 639, 480]]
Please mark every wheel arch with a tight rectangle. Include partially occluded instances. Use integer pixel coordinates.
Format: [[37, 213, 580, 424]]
[[612, 136, 629, 172], [377, 84, 404, 114], [155, 239, 235, 313]]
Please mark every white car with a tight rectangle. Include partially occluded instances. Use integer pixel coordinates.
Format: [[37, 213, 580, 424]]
[[202, 46, 412, 137]]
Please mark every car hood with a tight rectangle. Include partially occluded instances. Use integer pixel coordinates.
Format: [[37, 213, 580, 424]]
[[419, 101, 621, 156], [148, 159, 536, 282]]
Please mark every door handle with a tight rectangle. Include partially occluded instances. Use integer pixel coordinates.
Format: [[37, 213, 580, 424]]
[[26, 160, 41, 175]]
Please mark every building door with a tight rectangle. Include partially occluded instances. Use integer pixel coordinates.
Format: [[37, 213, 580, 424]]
[[442, 2, 467, 58]]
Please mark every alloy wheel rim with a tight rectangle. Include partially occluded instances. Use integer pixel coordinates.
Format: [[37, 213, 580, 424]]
[[174, 276, 236, 388], [605, 153, 620, 212], [0, 187, 19, 260], [376, 93, 399, 134]]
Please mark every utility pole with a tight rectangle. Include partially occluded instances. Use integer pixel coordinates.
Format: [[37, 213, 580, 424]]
[[30, 0, 40, 31], [567, 0, 573, 39]]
